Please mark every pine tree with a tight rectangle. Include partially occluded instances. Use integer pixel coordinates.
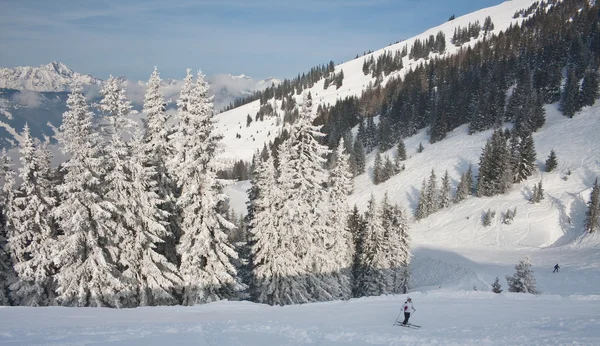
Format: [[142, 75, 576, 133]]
[[561, 69, 581, 118], [381, 195, 411, 294], [415, 178, 429, 220], [353, 136, 366, 175], [506, 255, 538, 294], [276, 92, 336, 302], [53, 83, 123, 307], [8, 124, 57, 306], [491, 277, 502, 293], [360, 195, 388, 297], [417, 142, 424, 153], [326, 138, 354, 299], [585, 178, 600, 234], [454, 165, 473, 203], [349, 205, 367, 298], [142, 67, 179, 266], [172, 70, 242, 305], [373, 152, 383, 184], [513, 131, 537, 183], [426, 169, 438, 214], [439, 170, 451, 209], [545, 150, 558, 172], [251, 152, 309, 305], [383, 155, 395, 182], [0, 150, 16, 305], [530, 181, 544, 204], [580, 69, 599, 107]]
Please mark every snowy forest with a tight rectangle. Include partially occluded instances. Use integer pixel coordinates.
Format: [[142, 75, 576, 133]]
[[0, 67, 411, 308]]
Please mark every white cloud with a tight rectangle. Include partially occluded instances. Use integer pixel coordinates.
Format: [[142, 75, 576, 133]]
[[11, 90, 44, 108]]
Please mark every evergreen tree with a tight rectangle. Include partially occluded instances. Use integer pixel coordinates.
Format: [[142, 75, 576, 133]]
[[373, 152, 383, 185], [0, 150, 15, 305], [382, 155, 395, 182], [585, 178, 600, 234], [353, 137, 366, 175], [251, 153, 309, 305], [506, 255, 538, 294], [381, 194, 411, 294], [53, 83, 123, 307], [426, 169, 438, 214], [491, 277, 502, 293], [277, 93, 338, 302], [360, 195, 388, 297], [454, 165, 473, 203], [530, 181, 545, 204], [326, 138, 354, 299], [8, 124, 57, 306], [172, 70, 241, 305], [349, 205, 366, 298], [561, 69, 581, 118], [513, 132, 537, 183], [580, 69, 599, 107], [478, 130, 513, 196], [439, 170, 451, 209], [142, 67, 179, 266], [415, 178, 429, 220], [394, 140, 407, 171], [417, 142, 424, 153], [545, 150, 558, 172]]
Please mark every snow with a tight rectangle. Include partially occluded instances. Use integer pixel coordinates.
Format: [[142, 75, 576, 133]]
[[1, 290, 599, 345]]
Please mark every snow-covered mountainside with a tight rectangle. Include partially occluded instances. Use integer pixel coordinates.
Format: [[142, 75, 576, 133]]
[[214, 0, 541, 162], [0, 61, 102, 92]]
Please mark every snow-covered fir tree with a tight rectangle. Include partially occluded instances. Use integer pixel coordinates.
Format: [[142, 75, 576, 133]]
[[359, 195, 388, 296], [491, 277, 502, 293], [0, 150, 16, 306], [439, 170, 451, 209], [171, 70, 241, 305], [506, 255, 538, 294], [53, 83, 123, 307], [454, 164, 473, 203], [425, 169, 439, 214], [251, 152, 310, 305], [277, 92, 342, 302], [142, 67, 179, 265], [585, 178, 600, 234], [353, 136, 366, 175], [373, 152, 383, 184], [415, 178, 429, 220], [477, 129, 513, 196], [512, 131, 537, 183], [380, 193, 410, 294], [326, 138, 354, 299], [8, 124, 57, 306], [118, 129, 181, 307], [545, 150, 558, 172], [348, 205, 366, 298]]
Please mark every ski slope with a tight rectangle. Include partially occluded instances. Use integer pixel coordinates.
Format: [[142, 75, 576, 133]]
[[215, 0, 542, 163], [1, 291, 599, 345]]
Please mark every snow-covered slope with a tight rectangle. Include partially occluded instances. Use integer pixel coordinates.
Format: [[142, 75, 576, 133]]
[[215, 0, 542, 162], [2, 291, 600, 345], [0, 61, 102, 92]]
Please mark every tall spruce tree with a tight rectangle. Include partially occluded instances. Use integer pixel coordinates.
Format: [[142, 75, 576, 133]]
[[415, 178, 429, 220], [426, 169, 439, 214], [353, 136, 366, 175], [513, 131, 537, 183], [585, 178, 600, 234], [8, 124, 57, 306], [142, 67, 179, 266], [276, 92, 337, 302], [545, 150, 558, 172], [439, 170, 451, 209], [326, 138, 354, 299], [580, 69, 600, 107], [454, 165, 473, 203], [0, 150, 15, 305], [53, 83, 123, 307], [172, 70, 241, 305], [360, 195, 388, 296], [349, 205, 366, 298], [373, 152, 383, 184], [561, 69, 581, 118]]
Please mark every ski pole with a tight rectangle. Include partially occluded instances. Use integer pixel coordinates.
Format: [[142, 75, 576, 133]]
[[393, 310, 402, 326]]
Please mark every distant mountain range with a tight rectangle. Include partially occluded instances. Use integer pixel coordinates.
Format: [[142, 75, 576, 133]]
[[0, 62, 280, 148]]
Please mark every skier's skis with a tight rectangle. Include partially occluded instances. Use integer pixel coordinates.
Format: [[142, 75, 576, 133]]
[[394, 322, 421, 328]]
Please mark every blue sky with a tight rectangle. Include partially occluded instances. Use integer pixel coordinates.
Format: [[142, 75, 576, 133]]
[[0, 0, 506, 81]]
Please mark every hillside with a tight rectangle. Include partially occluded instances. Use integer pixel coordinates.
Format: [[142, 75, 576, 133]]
[[215, 0, 541, 163]]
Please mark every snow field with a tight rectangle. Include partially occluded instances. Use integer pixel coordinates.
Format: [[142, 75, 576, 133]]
[[1, 290, 599, 345]]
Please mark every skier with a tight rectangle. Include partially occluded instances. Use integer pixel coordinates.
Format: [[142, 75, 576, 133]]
[[401, 297, 416, 325], [553, 264, 560, 273]]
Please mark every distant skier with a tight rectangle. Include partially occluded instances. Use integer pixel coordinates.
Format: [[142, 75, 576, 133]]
[[553, 264, 560, 273], [401, 297, 416, 325]]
